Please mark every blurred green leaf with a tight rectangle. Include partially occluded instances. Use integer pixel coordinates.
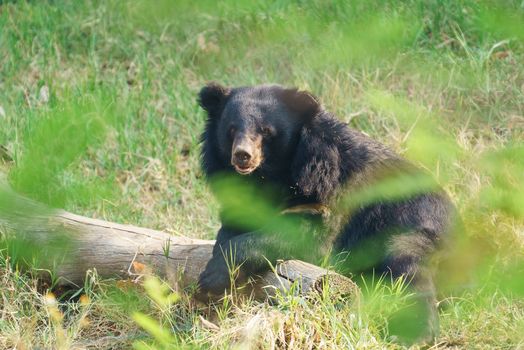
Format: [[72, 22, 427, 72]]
[[133, 312, 176, 348], [143, 276, 180, 309], [9, 90, 118, 208]]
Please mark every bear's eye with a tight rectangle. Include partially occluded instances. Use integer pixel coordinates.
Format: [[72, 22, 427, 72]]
[[262, 126, 275, 138]]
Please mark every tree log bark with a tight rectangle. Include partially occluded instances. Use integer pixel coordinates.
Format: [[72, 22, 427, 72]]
[[0, 193, 358, 300]]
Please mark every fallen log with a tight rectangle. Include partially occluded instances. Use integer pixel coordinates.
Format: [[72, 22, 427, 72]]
[[0, 191, 358, 300]]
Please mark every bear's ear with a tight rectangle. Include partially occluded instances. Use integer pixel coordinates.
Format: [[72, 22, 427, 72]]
[[279, 88, 321, 121], [198, 82, 231, 117]]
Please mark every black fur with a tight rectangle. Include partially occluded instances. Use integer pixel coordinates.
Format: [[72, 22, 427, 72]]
[[197, 83, 454, 342]]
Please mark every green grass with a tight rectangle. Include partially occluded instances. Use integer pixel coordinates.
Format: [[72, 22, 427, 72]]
[[0, 0, 523, 348]]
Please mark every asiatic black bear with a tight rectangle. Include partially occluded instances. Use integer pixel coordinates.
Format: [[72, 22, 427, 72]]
[[197, 83, 454, 341]]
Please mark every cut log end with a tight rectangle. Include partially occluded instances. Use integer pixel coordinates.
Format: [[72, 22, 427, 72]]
[[253, 260, 359, 300]]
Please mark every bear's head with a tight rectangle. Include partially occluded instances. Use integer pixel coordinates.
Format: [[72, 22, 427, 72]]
[[199, 83, 321, 177]]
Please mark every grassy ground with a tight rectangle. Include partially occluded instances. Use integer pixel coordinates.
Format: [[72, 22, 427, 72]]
[[0, 0, 523, 348]]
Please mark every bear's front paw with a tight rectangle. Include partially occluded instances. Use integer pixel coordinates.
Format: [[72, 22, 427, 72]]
[[197, 257, 231, 300]]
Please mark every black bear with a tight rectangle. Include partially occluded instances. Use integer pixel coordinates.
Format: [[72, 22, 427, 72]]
[[197, 83, 454, 341]]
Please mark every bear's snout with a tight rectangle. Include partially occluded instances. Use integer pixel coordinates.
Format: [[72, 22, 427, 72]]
[[234, 149, 251, 163], [231, 134, 262, 175]]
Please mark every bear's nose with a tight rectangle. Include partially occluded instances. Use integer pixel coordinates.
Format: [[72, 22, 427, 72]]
[[234, 150, 252, 164]]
